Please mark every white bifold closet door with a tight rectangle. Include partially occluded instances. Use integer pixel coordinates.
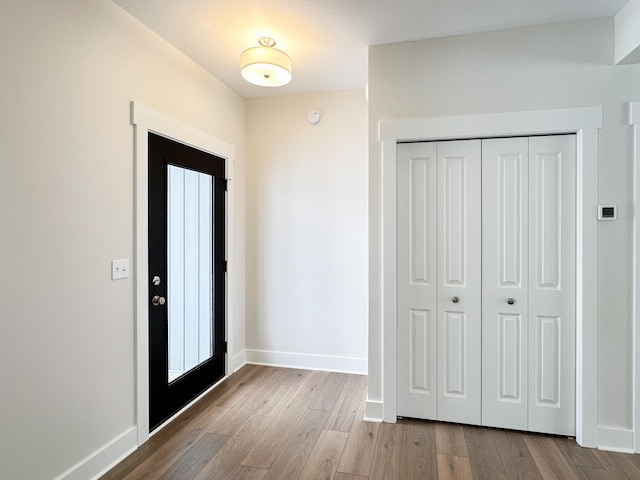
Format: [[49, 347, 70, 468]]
[[397, 135, 575, 436], [397, 140, 482, 425], [482, 136, 575, 435]]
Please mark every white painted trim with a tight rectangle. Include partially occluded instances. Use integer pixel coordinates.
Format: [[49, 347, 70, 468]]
[[55, 427, 137, 480], [630, 101, 640, 453], [131, 102, 236, 446], [245, 349, 367, 375], [597, 426, 635, 454], [365, 399, 384, 422], [230, 349, 247, 374], [378, 106, 602, 447]]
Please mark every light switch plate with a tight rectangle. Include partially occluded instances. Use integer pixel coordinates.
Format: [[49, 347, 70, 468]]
[[112, 259, 130, 280]]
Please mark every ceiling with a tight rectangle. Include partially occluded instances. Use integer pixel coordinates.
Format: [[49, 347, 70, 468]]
[[113, 0, 629, 99]]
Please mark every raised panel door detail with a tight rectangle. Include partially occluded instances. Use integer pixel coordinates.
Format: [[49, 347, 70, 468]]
[[499, 314, 522, 402], [499, 154, 523, 287], [442, 156, 466, 287], [535, 315, 561, 406], [443, 311, 466, 397], [410, 309, 433, 393], [535, 152, 561, 290], [410, 158, 432, 285]]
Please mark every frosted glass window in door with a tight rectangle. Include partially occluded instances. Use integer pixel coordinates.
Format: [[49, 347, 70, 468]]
[[167, 165, 214, 383]]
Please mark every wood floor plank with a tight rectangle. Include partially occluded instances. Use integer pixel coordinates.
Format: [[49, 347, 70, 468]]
[[369, 422, 403, 480], [157, 433, 228, 480], [524, 434, 579, 480], [482, 428, 542, 480], [437, 453, 473, 480], [334, 473, 369, 480], [336, 386, 379, 476], [400, 420, 438, 479], [262, 407, 331, 480], [209, 364, 266, 409], [194, 384, 296, 479], [592, 449, 640, 479], [554, 437, 603, 469], [120, 405, 229, 480], [298, 429, 349, 480], [241, 370, 329, 468], [208, 367, 291, 436], [279, 368, 310, 386], [225, 465, 269, 480], [309, 372, 348, 412], [325, 374, 368, 432], [101, 367, 640, 480], [464, 425, 519, 480], [435, 422, 469, 457], [574, 465, 620, 480]]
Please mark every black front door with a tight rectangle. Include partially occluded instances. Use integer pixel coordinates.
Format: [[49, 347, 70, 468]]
[[148, 132, 226, 431]]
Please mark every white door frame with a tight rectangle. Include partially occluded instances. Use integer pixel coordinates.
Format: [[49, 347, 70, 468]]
[[379, 106, 602, 447], [631, 101, 640, 453], [131, 102, 235, 445]]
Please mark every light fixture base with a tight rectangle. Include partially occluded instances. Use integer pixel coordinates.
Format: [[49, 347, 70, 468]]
[[258, 37, 276, 48]]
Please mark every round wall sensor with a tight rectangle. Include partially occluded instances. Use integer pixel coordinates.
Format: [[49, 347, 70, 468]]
[[307, 110, 320, 124]]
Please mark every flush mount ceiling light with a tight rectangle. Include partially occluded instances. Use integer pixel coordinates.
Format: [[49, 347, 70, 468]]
[[240, 37, 292, 87]]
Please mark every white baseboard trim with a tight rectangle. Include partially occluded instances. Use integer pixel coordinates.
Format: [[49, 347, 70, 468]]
[[364, 398, 384, 422], [229, 349, 246, 373], [55, 427, 137, 480], [245, 349, 367, 375], [597, 426, 635, 453]]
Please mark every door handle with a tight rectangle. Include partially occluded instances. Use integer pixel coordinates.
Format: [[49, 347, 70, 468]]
[[152, 295, 166, 306], [452, 296, 459, 303], [507, 298, 515, 305]]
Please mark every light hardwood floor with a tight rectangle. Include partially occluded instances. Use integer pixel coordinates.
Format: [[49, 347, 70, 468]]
[[101, 365, 640, 479]]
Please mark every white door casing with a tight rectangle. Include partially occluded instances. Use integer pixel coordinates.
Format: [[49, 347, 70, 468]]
[[132, 102, 235, 445], [375, 107, 600, 447]]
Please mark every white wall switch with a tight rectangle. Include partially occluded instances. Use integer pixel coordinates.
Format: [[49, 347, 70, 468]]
[[111, 259, 130, 280]]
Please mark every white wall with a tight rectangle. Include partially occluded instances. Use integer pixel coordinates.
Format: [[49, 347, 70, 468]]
[[246, 91, 368, 373], [0, 1, 245, 479], [368, 18, 640, 439], [615, 0, 640, 64]]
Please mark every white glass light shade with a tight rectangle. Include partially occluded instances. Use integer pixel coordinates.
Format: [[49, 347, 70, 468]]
[[240, 41, 292, 87]]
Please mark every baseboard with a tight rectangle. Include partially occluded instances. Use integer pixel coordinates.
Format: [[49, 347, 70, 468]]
[[245, 349, 367, 375], [229, 349, 246, 373], [364, 398, 384, 422], [55, 427, 137, 480], [597, 426, 635, 453]]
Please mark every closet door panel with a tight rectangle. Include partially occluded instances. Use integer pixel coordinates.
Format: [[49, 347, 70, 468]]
[[528, 135, 576, 436], [397, 142, 438, 418], [482, 137, 529, 430], [437, 140, 482, 425]]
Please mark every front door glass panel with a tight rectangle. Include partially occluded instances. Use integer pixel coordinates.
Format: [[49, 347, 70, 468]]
[[167, 165, 214, 383]]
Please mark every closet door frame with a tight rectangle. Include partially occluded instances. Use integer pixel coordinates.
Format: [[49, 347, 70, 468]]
[[373, 106, 602, 448]]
